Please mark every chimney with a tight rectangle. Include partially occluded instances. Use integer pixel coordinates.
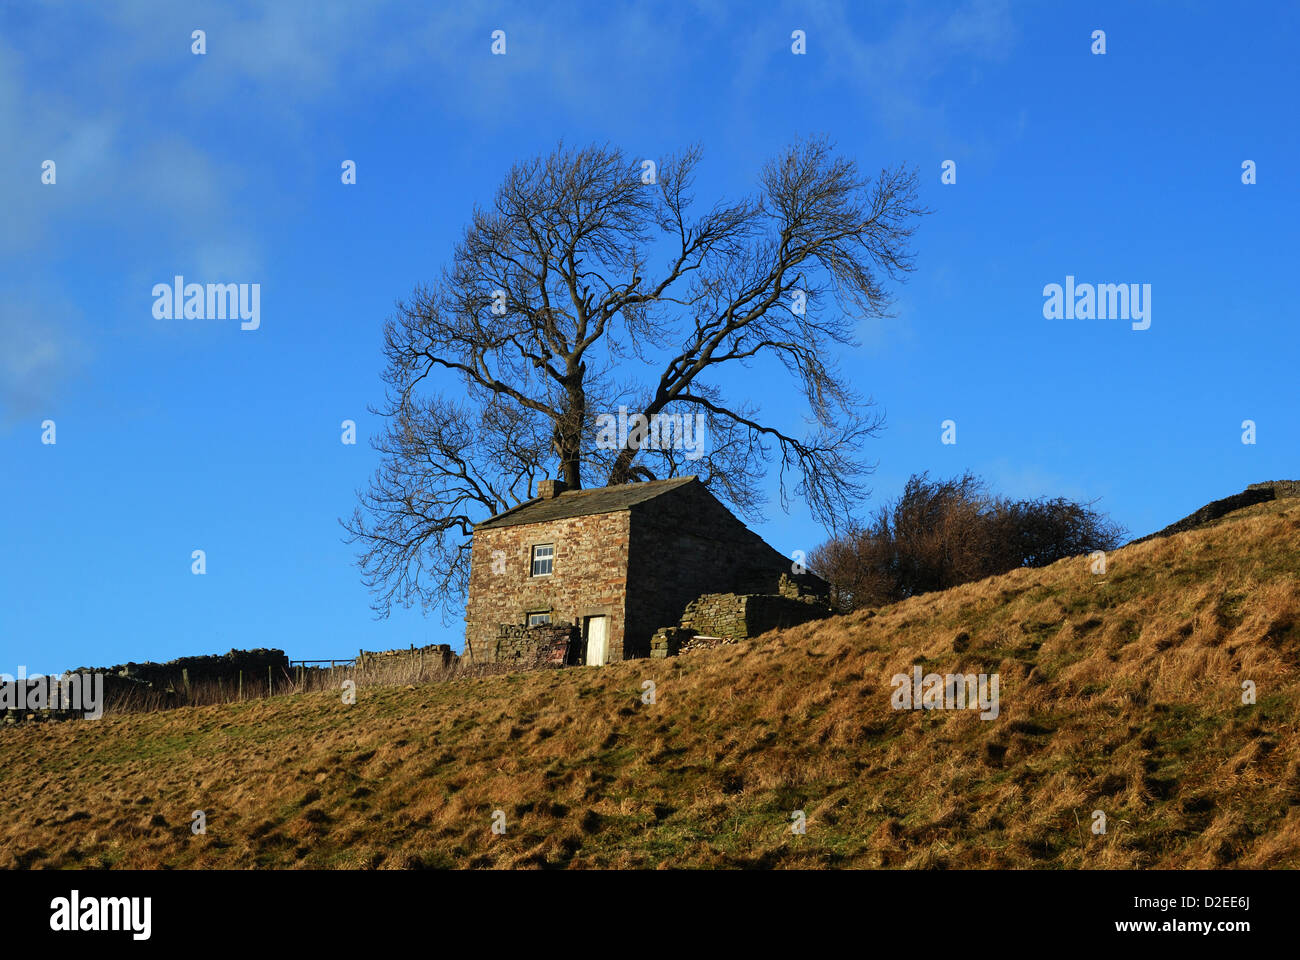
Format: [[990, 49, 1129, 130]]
[[537, 478, 568, 500]]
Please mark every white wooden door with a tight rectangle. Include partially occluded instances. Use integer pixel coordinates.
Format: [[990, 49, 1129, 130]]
[[585, 616, 609, 666]]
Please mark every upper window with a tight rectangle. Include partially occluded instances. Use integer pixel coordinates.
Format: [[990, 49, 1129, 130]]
[[527, 611, 551, 626], [531, 543, 554, 577]]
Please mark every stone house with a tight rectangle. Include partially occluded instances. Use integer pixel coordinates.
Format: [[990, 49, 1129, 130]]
[[463, 476, 828, 666]]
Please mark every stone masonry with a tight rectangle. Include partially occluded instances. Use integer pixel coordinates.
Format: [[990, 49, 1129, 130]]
[[679, 590, 829, 641], [493, 622, 578, 667], [622, 482, 828, 657], [464, 476, 830, 665], [1133, 480, 1300, 544], [465, 507, 630, 663], [356, 643, 454, 671], [650, 576, 832, 658]]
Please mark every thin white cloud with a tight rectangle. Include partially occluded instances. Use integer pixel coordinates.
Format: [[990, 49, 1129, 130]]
[[0, 296, 87, 426], [0, 0, 1016, 414]]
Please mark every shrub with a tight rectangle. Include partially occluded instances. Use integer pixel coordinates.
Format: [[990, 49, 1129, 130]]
[[810, 472, 1126, 611]]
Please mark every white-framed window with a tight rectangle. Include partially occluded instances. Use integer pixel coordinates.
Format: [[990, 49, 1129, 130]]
[[527, 611, 551, 627], [531, 543, 554, 577]]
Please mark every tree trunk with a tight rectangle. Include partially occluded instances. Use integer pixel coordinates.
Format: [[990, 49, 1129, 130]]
[[557, 382, 585, 489]]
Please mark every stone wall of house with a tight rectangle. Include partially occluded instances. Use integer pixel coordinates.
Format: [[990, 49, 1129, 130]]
[[624, 481, 829, 658], [465, 511, 630, 663]]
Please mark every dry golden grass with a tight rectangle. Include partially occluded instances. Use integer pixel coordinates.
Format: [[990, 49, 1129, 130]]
[[3, 498, 1299, 869]]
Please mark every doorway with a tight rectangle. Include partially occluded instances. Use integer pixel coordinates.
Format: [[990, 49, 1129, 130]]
[[584, 616, 609, 666]]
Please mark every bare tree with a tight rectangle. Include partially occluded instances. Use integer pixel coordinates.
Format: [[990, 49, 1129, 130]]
[[344, 138, 926, 617]]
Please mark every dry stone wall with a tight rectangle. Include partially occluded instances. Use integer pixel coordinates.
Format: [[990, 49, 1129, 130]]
[[680, 591, 830, 641], [1248, 480, 1300, 499], [356, 643, 454, 671], [1134, 480, 1300, 544], [651, 578, 832, 659], [493, 622, 578, 667], [77, 648, 290, 692]]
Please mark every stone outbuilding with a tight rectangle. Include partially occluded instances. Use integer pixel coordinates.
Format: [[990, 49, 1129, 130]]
[[463, 476, 829, 666]]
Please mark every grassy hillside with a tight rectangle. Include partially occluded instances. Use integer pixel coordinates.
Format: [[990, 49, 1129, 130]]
[[4, 498, 1299, 869]]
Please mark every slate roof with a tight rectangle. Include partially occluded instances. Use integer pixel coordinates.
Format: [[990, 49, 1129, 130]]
[[474, 476, 697, 531]]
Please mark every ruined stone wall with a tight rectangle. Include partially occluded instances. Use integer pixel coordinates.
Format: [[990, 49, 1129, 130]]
[[649, 626, 693, 659], [680, 591, 830, 641], [493, 622, 578, 667], [650, 585, 831, 658], [624, 481, 828, 658], [465, 511, 630, 663]]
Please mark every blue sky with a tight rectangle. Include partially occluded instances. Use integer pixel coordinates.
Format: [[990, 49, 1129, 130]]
[[2, 1, 1297, 673]]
